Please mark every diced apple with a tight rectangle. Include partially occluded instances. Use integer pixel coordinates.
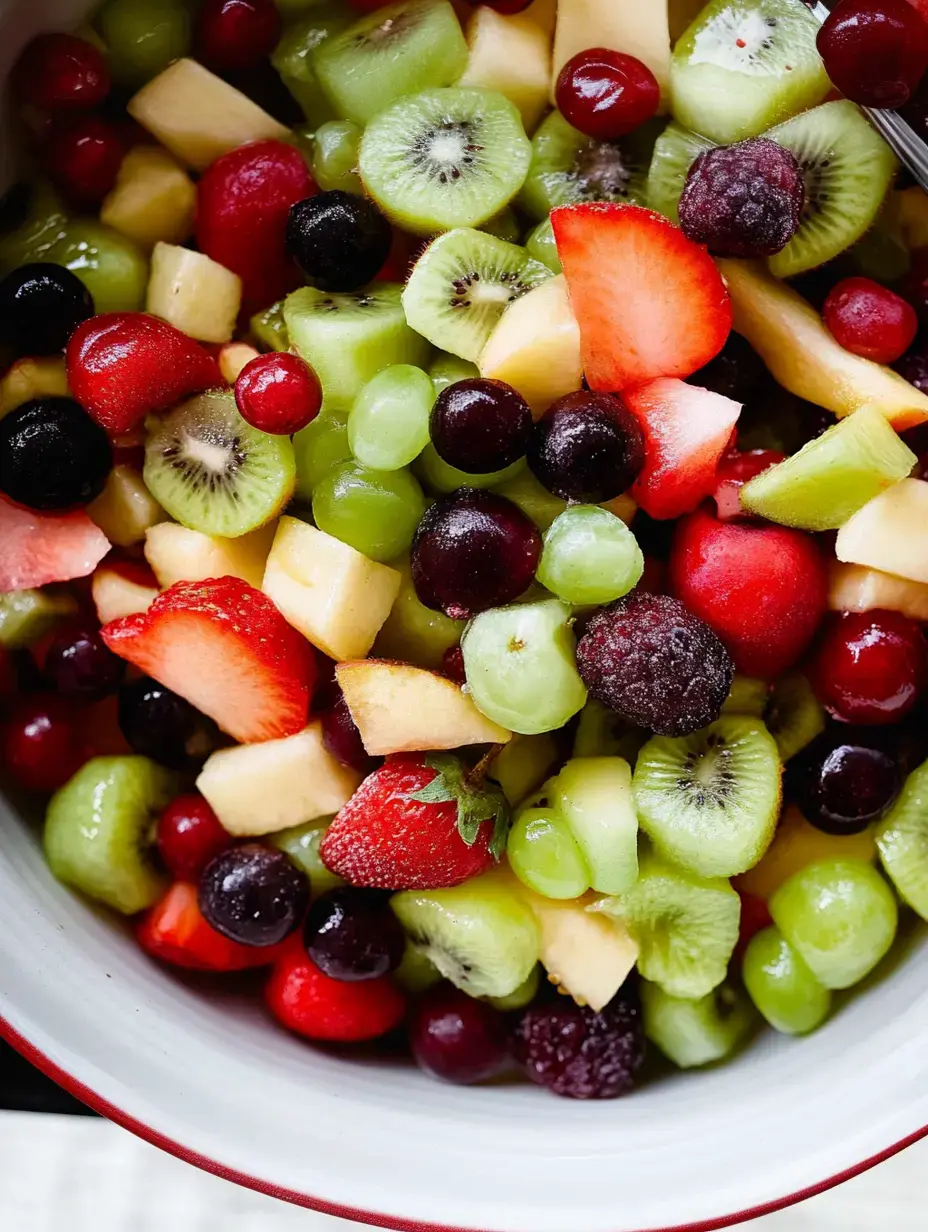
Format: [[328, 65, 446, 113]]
[[735, 805, 876, 901], [828, 561, 928, 621], [552, 0, 671, 108], [491, 733, 560, 806], [337, 659, 512, 755], [100, 145, 197, 251], [719, 259, 928, 431], [262, 516, 400, 661], [92, 567, 159, 625], [835, 479, 928, 584], [146, 242, 242, 344], [87, 465, 166, 547], [525, 0, 557, 34], [144, 521, 276, 590], [0, 357, 69, 419], [459, 7, 551, 133], [479, 275, 581, 418], [196, 721, 361, 837], [218, 342, 260, 384], [128, 59, 290, 172]]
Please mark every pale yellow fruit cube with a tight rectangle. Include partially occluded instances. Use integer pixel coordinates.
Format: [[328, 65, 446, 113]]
[[100, 145, 196, 250], [87, 465, 166, 547], [829, 561, 928, 622], [218, 342, 260, 384], [459, 7, 551, 133], [552, 0, 670, 108], [0, 357, 69, 419], [735, 806, 876, 901], [145, 521, 276, 590], [835, 479, 928, 584], [146, 242, 242, 343], [92, 568, 159, 625]]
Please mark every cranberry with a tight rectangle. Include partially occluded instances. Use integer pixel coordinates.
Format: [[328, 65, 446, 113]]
[[303, 887, 405, 982], [157, 793, 232, 881], [410, 984, 510, 1085], [44, 624, 125, 700], [817, 0, 928, 108], [321, 690, 375, 776], [441, 645, 466, 684], [823, 277, 918, 363], [430, 378, 533, 474], [44, 113, 127, 207], [527, 391, 645, 503], [0, 694, 85, 793], [196, 0, 282, 74], [555, 48, 660, 141], [790, 728, 902, 835], [713, 449, 785, 521], [12, 33, 109, 114], [809, 610, 928, 725], [234, 352, 322, 435]]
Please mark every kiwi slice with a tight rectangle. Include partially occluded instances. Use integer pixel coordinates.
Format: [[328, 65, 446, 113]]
[[394, 942, 443, 992], [284, 283, 429, 414], [483, 964, 541, 1012], [766, 101, 898, 279], [524, 217, 562, 274], [572, 699, 648, 764], [721, 675, 769, 718], [646, 121, 716, 224], [0, 586, 77, 650], [633, 717, 782, 879], [270, 818, 343, 898], [403, 228, 550, 361], [358, 88, 531, 236], [312, 0, 468, 127], [144, 391, 295, 538], [595, 848, 741, 999], [670, 0, 830, 145], [270, 4, 351, 126], [44, 756, 177, 914], [391, 872, 540, 998], [250, 300, 289, 352], [764, 672, 826, 763], [481, 207, 521, 244], [642, 977, 757, 1068], [876, 757, 928, 921]]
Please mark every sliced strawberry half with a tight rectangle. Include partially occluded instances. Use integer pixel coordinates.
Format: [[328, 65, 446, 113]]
[[623, 379, 742, 520], [0, 496, 110, 593], [552, 202, 732, 391], [138, 881, 288, 971], [101, 576, 315, 743]]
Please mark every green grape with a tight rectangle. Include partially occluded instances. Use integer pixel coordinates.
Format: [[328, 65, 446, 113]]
[[481, 208, 521, 244], [98, 0, 191, 88], [484, 964, 541, 1011], [525, 218, 562, 274], [428, 353, 479, 394], [312, 120, 363, 194], [414, 444, 524, 494], [742, 926, 832, 1036], [270, 818, 343, 897], [461, 598, 587, 735], [769, 858, 898, 990], [312, 460, 426, 561], [0, 182, 69, 274], [270, 7, 349, 127], [373, 556, 463, 669], [348, 365, 433, 471], [508, 806, 591, 899], [537, 505, 644, 606], [274, 0, 335, 14], [250, 300, 290, 352], [493, 468, 567, 531], [46, 222, 148, 313], [293, 414, 351, 502], [394, 942, 442, 992]]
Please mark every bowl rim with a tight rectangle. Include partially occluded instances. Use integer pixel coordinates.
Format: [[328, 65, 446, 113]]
[[2, 1011, 925, 1232]]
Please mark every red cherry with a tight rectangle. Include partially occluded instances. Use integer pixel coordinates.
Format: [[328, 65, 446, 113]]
[[234, 352, 322, 435], [555, 48, 661, 140], [44, 113, 128, 207], [0, 694, 85, 793], [817, 0, 928, 109], [809, 610, 928, 725], [713, 449, 785, 521], [0, 648, 17, 705], [196, 0, 282, 74], [321, 690, 375, 776], [822, 277, 918, 364], [440, 645, 466, 684], [157, 794, 232, 881], [12, 33, 110, 114]]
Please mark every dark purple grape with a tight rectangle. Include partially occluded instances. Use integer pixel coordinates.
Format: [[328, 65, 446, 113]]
[[789, 727, 902, 835], [410, 984, 510, 1085], [526, 391, 644, 502], [44, 624, 124, 700], [430, 378, 533, 474], [117, 675, 222, 771], [303, 887, 404, 981], [410, 488, 542, 620], [0, 262, 94, 356], [689, 332, 767, 403], [0, 396, 111, 511], [322, 689, 375, 775], [285, 190, 391, 292], [199, 844, 309, 947]]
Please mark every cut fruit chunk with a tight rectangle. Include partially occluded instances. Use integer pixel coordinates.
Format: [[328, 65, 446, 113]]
[[0, 587, 75, 650], [835, 479, 928, 583], [459, 6, 551, 133], [218, 343, 260, 385], [262, 516, 401, 662], [145, 242, 242, 344], [489, 734, 559, 807], [44, 755, 177, 914], [145, 522, 276, 591], [137, 882, 287, 972], [336, 660, 512, 754], [552, 0, 671, 108], [595, 849, 741, 1000], [722, 675, 768, 718], [0, 498, 109, 594], [101, 577, 315, 744], [633, 717, 781, 879], [718, 260, 928, 431], [196, 722, 361, 837], [571, 699, 649, 764], [92, 565, 159, 625], [742, 925, 831, 1035], [552, 203, 732, 391], [250, 300, 289, 353], [876, 757, 928, 920], [271, 817, 343, 899], [642, 978, 756, 1068], [87, 464, 165, 548], [550, 757, 638, 895], [646, 121, 716, 225], [670, 0, 829, 145], [734, 805, 877, 901], [828, 562, 928, 622], [270, 6, 351, 127], [0, 357, 70, 419], [478, 274, 581, 418], [100, 145, 196, 251], [763, 673, 826, 763], [373, 556, 463, 670], [740, 405, 917, 531], [127, 59, 289, 171]]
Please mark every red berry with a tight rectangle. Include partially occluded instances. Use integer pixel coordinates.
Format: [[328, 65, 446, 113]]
[[12, 33, 110, 113], [464, 0, 532, 11], [809, 610, 928, 725], [0, 647, 18, 705], [823, 277, 918, 364], [409, 984, 509, 1085], [137, 882, 289, 972], [817, 0, 928, 109], [441, 644, 466, 684], [234, 352, 322, 435], [0, 694, 85, 793], [713, 449, 785, 521], [44, 113, 127, 208], [196, 0, 282, 74], [321, 690, 375, 776], [265, 939, 405, 1041], [157, 793, 232, 881], [734, 891, 773, 962], [555, 48, 660, 140]]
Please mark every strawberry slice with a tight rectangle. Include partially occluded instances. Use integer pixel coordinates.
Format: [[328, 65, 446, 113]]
[[623, 379, 742, 520], [0, 496, 110, 592], [138, 882, 288, 971], [101, 576, 315, 743], [551, 203, 732, 390]]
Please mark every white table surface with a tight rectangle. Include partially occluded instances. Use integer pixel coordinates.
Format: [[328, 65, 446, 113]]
[[0, 1110, 924, 1231]]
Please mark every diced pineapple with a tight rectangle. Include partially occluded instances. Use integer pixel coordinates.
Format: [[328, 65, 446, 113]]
[[92, 567, 159, 625], [835, 479, 928, 584], [261, 516, 401, 661], [218, 342, 260, 384], [145, 521, 277, 589], [491, 733, 560, 806], [128, 59, 290, 172], [552, 0, 671, 108], [87, 465, 166, 547], [100, 145, 197, 250], [524, 0, 557, 35], [829, 561, 928, 621], [735, 806, 876, 901], [459, 7, 551, 133], [146, 242, 242, 343], [670, 0, 707, 40], [0, 357, 69, 419]]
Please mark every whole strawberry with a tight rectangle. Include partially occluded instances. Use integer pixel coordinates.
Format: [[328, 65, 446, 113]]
[[320, 754, 510, 891]]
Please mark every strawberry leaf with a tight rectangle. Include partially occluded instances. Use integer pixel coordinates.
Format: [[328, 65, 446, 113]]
[[409, 753, 511, 860]]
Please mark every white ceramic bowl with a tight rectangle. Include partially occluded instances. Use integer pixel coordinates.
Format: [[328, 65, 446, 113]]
[[2, 4, 928, 1229]]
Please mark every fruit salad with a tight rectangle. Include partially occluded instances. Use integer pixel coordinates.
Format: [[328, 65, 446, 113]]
[[2, 0, 928, 1102]]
